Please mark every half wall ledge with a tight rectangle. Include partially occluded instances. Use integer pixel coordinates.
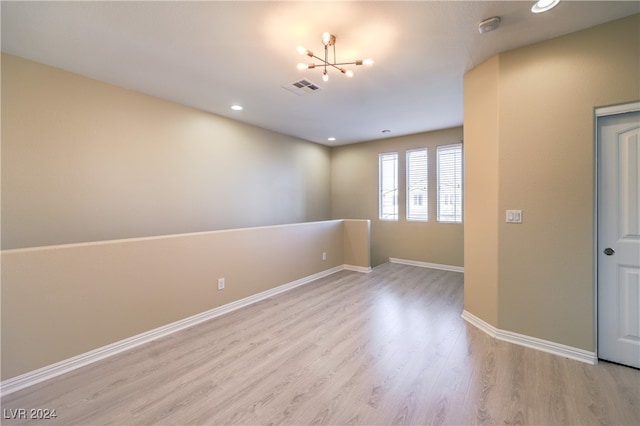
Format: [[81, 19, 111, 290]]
[[1, 219, 371, 392]]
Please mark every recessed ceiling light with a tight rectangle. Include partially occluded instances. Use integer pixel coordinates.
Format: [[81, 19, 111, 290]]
[[327, 137, 336, 141], [531, 0, 560, 14], [230, 104, 243, 111]]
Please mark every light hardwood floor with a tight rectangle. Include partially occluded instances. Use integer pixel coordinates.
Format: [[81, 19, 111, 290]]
[[2, 263, 639, 425]]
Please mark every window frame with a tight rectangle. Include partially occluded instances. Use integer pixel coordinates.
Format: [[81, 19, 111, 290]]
[[378, 152, 399, 221]]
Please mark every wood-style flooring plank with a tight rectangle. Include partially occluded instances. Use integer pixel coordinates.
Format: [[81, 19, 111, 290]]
[[2, 263, 638, 425]]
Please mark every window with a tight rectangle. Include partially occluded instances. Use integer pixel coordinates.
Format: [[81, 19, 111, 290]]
[[437, 144, 463, 223], [379, 152, 398, 220], [406, 148, 428, 221]]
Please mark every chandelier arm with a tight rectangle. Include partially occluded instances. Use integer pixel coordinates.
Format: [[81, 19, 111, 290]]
[[305, 60, 359, 69], [328, 63, 347, 73], [324, 45, 329, 72], [307, 60, 358, 67], [304, 52, 324, 62]]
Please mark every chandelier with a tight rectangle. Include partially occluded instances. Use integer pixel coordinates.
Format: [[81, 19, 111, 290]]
[[296, 32, 373, 82]]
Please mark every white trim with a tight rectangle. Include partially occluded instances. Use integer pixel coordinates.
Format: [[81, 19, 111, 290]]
[[389, 257, 464, 273], [460, 309, 498, 338], [344, 264, 372, 273], [0, 264, 364, 396], [462, 310, 597, 365], [595, 101, 640, 117], [1, 219, 346, 254]]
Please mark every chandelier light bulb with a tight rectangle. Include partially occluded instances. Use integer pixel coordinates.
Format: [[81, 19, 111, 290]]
[[322, 32, 331, 45], [322, 72, 329, 82], [363, 58, 374, 66], [297, 45, 313, 57], [345, 69, 354, 78], [297, 62, 308, 70]]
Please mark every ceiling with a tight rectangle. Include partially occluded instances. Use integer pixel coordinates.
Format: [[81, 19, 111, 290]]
[[2, 1, 638, 146]]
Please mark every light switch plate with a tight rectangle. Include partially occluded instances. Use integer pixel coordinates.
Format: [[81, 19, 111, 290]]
[[506, 210, 523, 223]]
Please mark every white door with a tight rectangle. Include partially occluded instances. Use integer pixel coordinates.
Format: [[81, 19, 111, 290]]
[[597, 105, 640, 368]]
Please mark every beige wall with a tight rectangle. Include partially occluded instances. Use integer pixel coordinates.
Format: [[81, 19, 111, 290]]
[[331, 128, 464, 267], [1, 54, 331, 249], [463, 55, 499, 327], [1, 220, 370, 380], [464, 14, 640, 351], [343, 219, 371, 269]]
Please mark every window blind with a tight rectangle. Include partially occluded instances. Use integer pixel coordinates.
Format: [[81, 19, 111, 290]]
[[437, 144, 463, 223], [406, 148, 428, 221]]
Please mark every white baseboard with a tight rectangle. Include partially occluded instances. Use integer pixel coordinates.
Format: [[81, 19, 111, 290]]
[[0, 264, 364, 397], [461, 309, 498, 338], [344, 264, 372, 273], [461, 310, 597, 365], [389, 257, 464, 273]]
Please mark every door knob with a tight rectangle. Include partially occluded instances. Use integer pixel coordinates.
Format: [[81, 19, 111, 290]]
[[604, 248, 615, 256]]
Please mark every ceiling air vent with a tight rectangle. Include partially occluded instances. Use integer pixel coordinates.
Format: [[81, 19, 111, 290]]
[[282, 79, 322, 96]]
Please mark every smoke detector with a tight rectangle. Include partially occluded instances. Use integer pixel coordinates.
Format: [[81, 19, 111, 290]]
[[478, 16, 501, 34]]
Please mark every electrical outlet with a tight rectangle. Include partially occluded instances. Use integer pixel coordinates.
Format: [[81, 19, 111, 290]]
[[322, 252, 327, 261], [217, 278, 225, 290]]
